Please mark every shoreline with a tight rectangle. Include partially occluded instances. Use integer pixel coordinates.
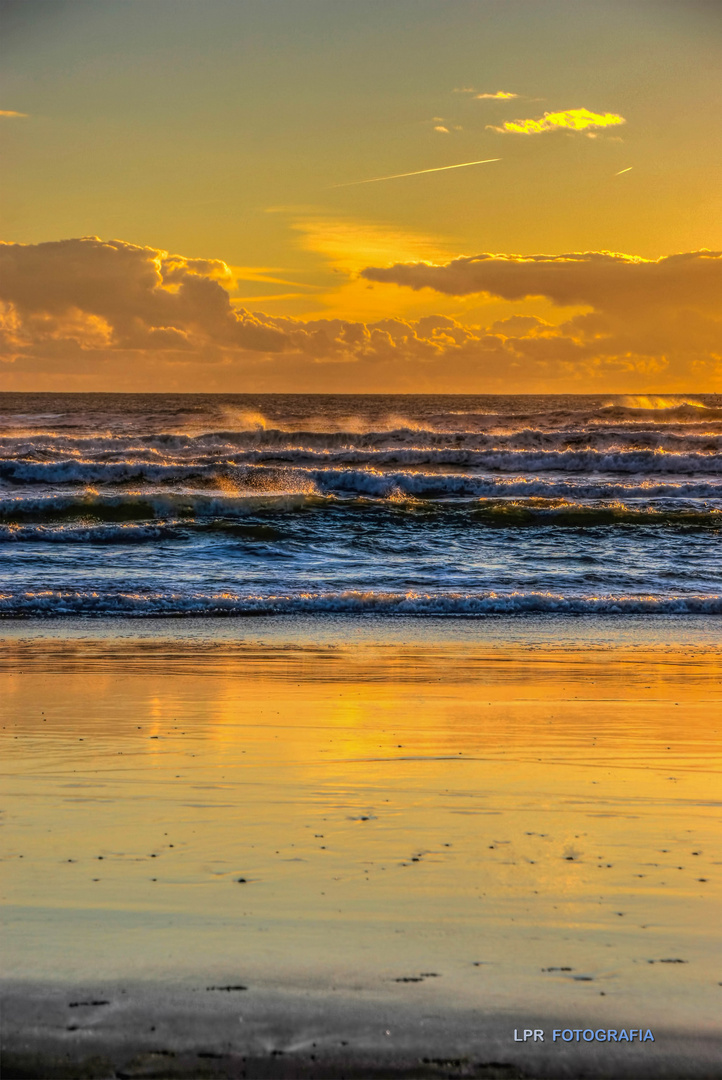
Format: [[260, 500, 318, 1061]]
[[2, 611, 722, 645]]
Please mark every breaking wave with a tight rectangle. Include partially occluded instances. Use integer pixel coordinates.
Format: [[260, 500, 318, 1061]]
[[2, 588, 722, 618], [4, 450, 722, 494], [1, 587, 720, 622]]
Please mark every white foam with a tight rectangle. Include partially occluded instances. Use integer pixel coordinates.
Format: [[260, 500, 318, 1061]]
[[1, 588, 720, 617]]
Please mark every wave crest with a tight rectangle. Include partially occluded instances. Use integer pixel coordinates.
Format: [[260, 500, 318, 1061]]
[[1, 588, 720, 617]]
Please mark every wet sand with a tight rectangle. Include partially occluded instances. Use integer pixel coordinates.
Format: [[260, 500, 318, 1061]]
[[1, 618, 721, 1078]]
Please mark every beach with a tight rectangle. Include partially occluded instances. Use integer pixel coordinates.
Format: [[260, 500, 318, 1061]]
[[2, 617, 720, 1078], [3, 0, 721, 1066]]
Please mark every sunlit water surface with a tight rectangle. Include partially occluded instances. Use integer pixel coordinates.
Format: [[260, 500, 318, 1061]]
[[2, 624, 720, 1032]]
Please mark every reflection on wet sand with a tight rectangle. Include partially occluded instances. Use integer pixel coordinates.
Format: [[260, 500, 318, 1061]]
[[1, 632, 721, 1075]]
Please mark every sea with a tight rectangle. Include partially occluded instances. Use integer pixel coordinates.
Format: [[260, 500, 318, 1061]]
[[0, 392, 721, 618]]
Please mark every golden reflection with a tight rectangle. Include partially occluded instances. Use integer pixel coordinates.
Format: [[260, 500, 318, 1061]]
[[2, 639, 720, 1024]]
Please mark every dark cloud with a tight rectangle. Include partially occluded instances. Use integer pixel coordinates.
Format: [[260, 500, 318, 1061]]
[[0, 237, 288, 354], [360, 250, 722, 310]]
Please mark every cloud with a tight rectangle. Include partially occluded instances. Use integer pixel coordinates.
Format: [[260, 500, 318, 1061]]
[[453, 88, 518, 99], [474, 91, 519, 100], [230, 266, 322, 289], [359, 250, 722, 386], [429, 118, 462, 135], [360, 250, 722, 309], [0, 109, 28, 118], [1, 237, 721, 392], [290, 216, 447, 274], [0, 237, 287, 357], [489, 107, 625, 135]]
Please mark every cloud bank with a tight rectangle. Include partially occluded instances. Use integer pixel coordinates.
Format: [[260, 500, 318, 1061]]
[[1, 237, 721, 392]]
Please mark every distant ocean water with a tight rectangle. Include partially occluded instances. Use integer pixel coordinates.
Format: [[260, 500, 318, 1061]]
[[1, 393, 721, 618]]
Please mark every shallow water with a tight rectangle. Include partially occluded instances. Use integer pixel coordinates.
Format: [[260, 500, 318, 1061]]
[[1, 392, 721, 616]]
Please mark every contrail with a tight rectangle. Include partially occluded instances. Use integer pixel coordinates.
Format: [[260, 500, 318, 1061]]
[[615, 166, 633, 175], [334, 158, 501, 187]]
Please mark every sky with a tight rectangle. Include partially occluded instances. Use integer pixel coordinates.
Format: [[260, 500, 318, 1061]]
[[1, 0, 721, 393]]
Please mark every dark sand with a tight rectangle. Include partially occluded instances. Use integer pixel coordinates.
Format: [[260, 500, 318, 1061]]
[[4, 980, 722, 1079]]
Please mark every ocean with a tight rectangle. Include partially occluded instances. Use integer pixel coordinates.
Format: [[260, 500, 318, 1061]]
[[1, 392, 721, 618]]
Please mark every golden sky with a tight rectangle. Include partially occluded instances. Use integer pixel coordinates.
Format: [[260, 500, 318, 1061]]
[[1, 0, 721, 392]]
